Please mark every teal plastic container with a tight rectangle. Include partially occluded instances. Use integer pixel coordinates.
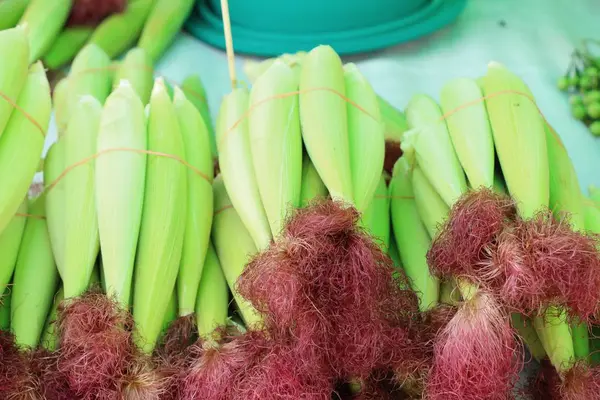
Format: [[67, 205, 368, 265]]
[[186, 0, 467, 56]]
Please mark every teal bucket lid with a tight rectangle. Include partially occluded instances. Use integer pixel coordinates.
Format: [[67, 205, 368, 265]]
[[185, 0, 467, 56]]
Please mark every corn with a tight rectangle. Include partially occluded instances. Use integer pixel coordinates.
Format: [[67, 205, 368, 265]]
[[412, 165, 450, 238], [212, 175, 262, 328], [0, 0, 29, 30], [173, 86, 214, 316], [299, 45, 353, 203], [0, 286, 11, 330], [584, 195, 600, 233], [53, 77, 69, 134], [66, 44, 112, 122], [344, 63, 385, 212], [113, 47, 154, 105], [138, 0, 194, 63], [243, 52, 307, 84], [440, 77, 495, 189], [0, 199, 27, 295], [249, 60, 303, 237], [0, 61, 51, 234], [511, 313, 546, 361], [481, 62, 549, 218], [42, 27, 93, 70], [216, 88, 271, 250], [44, 139, 66, 275], [133, 78, 187, 353], [89, 0, 156, 59], [18, 0, 71, 62], [161, 290, 177, 335], [533, 308, 574, 372], [0, 26, 29, 138], [40, 286, 63, 351], [11, 196, 59, 348], [96, 81, 147, 308], [300, 153, 328, 206], [62, 96, 102, 298], [196, 242, 229, 339], [403, 94, 467, 207], [389, 157, 439, 311], [182, 75, 216, 158], [361, 175, 390, 252]]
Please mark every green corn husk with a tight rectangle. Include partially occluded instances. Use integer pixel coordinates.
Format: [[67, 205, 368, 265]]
[[42, 27, 93, 70], [181, 75, 216, 158], [439, 279, 461, 306], [96, 80, 147, 308], [89, 0, 156, 59], [511, 313, 547, 361], [412, 165, 450, 238], [0, 0, 29, 30], [403, 94, 467, 207], [387, 234, 402, 269], [212, 176, 262, 328], [300, 153, 328, 206], [249, 60, 302, 237], [11, 196, 59, 348], [0, 26, 29, 138], [133, 78, 187, 353], [590, 186, 600, 203], [243, 52, 307, 84], [377, 96, 409, 143], [361, 175, 390, 252], [0, 286, 12, 330], [196, 242, 229, 339], [40, 286, 63, 351], [344, 63, 385, 212], [53, 78, 69, 134], [216, 88, 271, 250], [44, 140, 66, 275], [0, 61, 51, 234], [440, 77, 494, 189], [389, 157, 439, 311], [61, 96, 102, 299], [299, 45, 353, 204], [138, 0, 195, 63], [161, 290, 177, 335], [65, 44, 112, 122], [19, 0, 70, 63], [113, 47, 154, 105], [173, 87, 214, 316], [534, 308, 575, 372], [481, 62, 549, 218], [583, 195, 600, 233], [0, 200, 27, 295]]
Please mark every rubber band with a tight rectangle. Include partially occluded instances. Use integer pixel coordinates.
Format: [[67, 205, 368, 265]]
[[214, 204, 233, 216], [15, 213, 46, 220], [0, 90, 45, 137]]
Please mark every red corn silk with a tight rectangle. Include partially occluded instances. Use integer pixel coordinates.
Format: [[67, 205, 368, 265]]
[[119, 356, 165, 400], [558, 362, 600, 400], [67, 0, 127, 27], [426, 293, 523, 400], [527, 358, 561, 400], [0, 331, 29, 397]]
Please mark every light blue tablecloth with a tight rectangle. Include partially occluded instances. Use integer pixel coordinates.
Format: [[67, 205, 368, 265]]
[[42, 0, 600, 191]]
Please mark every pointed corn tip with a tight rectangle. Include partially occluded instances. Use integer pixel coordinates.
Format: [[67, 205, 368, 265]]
[[78, 94, 100, 106], [152, 77, 166, 95], [118, 79, 133, 89]]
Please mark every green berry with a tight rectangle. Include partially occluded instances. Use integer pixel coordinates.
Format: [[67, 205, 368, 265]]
[[557, 76, 570, 91], [588, 102, 600, 119], [569, 76, 580, 87], [580, 76, 593, 89], [584, 90, 600, 105], [572, 104, 587, 120], [570, 94, 584, 105], [590, 121, 600, 136]]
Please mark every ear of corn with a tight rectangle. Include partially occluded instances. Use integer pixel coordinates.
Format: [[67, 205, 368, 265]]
[[0, 0, 29, 30], [161, 290, 177, 335], [18, 0, 70, 62], [66, 44, 112, 122], [534, 307, 575, 372], [249, 60, 303, 237], [299, 45, 353, 204], [481, 62, 549, 218], [40, 286, 63, 351], [389, 157, 439, 311], [361, 175, 390, 252], [44, 140, 66, 276], [181, 75, 216, 158], [440, 77, 494, 190], [511, 313, 547, 361], [96, 80, 147, 308], [216, 88, 272, 250], [133, 78, 187, 353], [0, 286, 12, 330], [403, 94, 467, 206], [212, 175, 262, 328], [0, 199, 27, 295], [377, 96, 409, 143], [138, 0, 194, 62], [42, 27, 93, 70], [344, 63, 385, 212], [244, 52, 307, 84], [0, 26, 29, 138], [53, 78, 70, 135], [0, 61, 51, 234], [11, 196, 59, 348], [196, 241, 229, 339], [300, 153, 328, 206], [62, 96, 102, 299], [412, 164, 450, 238], [584, 195, 600, 233], [113, 47, 154, 105], [89, 0, 156, 59], [173, 87, 214, 316]]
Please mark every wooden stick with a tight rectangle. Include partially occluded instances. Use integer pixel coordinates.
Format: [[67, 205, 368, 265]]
[[220, 0, 237, 89]]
